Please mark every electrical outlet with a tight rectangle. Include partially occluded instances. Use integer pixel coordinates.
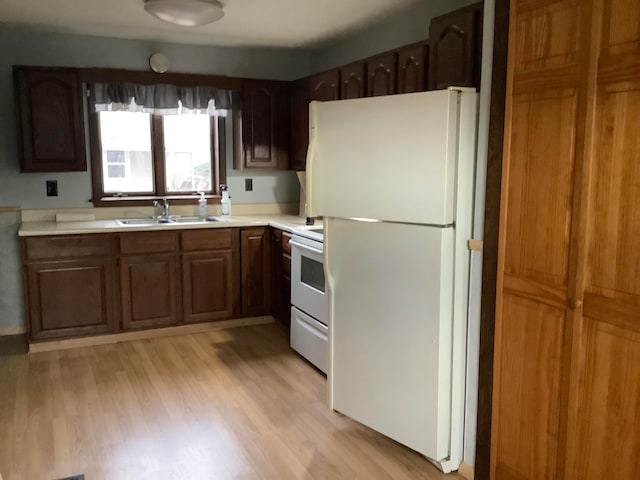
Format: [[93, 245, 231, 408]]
[[46, 180, 58, 197], [245, 178, 253, 191]]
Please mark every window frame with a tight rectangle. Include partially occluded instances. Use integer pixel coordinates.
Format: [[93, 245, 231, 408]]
[[88, 86, 227, 207]]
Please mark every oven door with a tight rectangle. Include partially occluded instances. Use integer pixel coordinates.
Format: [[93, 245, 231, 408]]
[[290, 235, 327, 325]]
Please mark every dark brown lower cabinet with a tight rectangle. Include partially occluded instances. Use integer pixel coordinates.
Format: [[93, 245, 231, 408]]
[[181, 229, 240, 323], [120, 253, 179, 330], [26, 258, 116, 340], [241, 228, 271, 317], [270, 228, 292, 327]]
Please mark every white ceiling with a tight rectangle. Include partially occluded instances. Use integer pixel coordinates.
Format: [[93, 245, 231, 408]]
[[0, 0, 423, 48]]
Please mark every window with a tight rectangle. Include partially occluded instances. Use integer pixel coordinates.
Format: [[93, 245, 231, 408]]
[[89, 81, 229, 205]]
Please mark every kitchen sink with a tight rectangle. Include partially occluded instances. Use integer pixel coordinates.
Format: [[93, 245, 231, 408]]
[[115, 216, 221, 226]]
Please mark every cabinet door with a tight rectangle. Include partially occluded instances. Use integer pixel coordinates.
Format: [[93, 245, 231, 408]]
[[428, 3, 482, 90], [234, 80, 289, 170], [26, 258, 116, 340], [310, 70, 340, 102], [340, 62, 367, 99], [366, 53, 397, 97], [270, 229, 292, 326], [182, 251, 236, 323], [14, 67, 87, 172], [241, 228, 271, 317], [121, 254, 179, 330], [289, 77, 310, 171], [397, 43, 428, 94]]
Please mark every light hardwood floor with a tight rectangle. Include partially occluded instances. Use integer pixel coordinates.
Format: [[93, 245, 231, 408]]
[[0, 324, 462, 480]]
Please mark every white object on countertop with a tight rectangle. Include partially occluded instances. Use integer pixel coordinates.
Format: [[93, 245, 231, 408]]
[[55, 212, 96, 222], [221, 186, 231, 215], [198, 192, 207, 219]]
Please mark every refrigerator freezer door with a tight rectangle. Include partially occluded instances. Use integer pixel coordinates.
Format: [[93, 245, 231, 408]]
[[325, 217, 454, 462], [307, 89, 473, 226]]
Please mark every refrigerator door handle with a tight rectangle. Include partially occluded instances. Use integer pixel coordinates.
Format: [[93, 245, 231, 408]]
[[306, 102, 319, 217]]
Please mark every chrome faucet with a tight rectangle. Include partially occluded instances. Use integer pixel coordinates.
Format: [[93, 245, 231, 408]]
[[153, 198, 170, 221]]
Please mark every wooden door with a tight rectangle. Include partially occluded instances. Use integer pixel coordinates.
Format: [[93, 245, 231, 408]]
[[26, 258, 116, 340], [428, 3, 482, 90], [309, 70, 340, 102], [340, 62, 366, 99], [397, 43, 428, 94], [492, 1, 640, 479], [241, 228, 271, 317], [366, 53, 397, 97], [121, 254, 179, 330], [234, 80, 289, 170], [14, 67, 87, 172]]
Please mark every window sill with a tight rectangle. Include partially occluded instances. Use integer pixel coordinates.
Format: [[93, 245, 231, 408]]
[[93, 195, 221, 207]]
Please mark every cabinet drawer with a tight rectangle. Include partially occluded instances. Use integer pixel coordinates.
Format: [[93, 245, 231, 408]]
[[282, 232, 292, 255], [181, 228, 235, 251], [23, 234, 117, 260], [120, 231, 178, 255]]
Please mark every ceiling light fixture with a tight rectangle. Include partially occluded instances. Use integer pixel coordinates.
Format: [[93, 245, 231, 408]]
[[144, 0, 225, 27]]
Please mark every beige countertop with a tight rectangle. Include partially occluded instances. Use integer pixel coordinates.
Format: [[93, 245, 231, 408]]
[[19, 214, 316, 237]]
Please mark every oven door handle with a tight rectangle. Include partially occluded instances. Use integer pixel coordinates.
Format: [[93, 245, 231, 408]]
[[290, 239, 324, 255]]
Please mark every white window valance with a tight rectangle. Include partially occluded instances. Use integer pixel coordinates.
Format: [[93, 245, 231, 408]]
[[93, 83, 231, 116]]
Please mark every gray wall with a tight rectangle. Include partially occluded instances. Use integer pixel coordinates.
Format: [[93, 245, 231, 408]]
[[311, 0, 477, 73], [0, 210, 23, 332], [0, 26, 310, 209]]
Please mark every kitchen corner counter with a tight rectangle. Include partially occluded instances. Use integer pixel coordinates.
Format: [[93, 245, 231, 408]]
[[18, 214, 313, 237]]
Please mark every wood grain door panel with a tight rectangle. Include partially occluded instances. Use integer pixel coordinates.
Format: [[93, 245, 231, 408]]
[[241, 228, 271, 317], [121, 254, 179, 330], [504, 89, 577, 288], [397, 43, 427, 94], [575, 320, 640, 480], [27, 259, 115, 340], [15, 67, 87, 172], [310, 70, 340, 102], [588, 82, 640, 301], [182, 251, 235, 323], [428, 4, 482, 90], [340, 62, 366, 99], [366, 53, 397, 97], [494, 294, 565, 480]]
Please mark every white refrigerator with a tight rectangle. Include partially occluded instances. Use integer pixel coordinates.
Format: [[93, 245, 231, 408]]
[[306, 88, 478, 473]]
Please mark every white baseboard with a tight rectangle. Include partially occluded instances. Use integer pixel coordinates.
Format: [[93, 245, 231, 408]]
[[459, 462, 474, 480], [0, 326, 26, 336]]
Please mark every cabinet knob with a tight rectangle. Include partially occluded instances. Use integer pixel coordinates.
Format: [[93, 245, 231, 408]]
[[569, 298, 583, 310]]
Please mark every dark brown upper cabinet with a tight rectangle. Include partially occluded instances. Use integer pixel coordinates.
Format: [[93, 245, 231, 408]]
[[340, 62, 367, 100], [366, 53, 398, 97], [428, 2, 483, 90], [309, 69, 340, 102], [233, 79, 289, 170], [289, 77, 310, 171], [397, 43, 429, 94], [14, 67, 87, 172]]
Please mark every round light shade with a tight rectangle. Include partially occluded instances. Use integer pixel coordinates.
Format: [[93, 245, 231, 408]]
[[144, 0, 224, 27]]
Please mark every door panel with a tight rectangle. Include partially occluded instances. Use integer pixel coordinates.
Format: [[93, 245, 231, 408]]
[[513, 0, 581, 74], [494, 295, 565, 480], [504, 89, 577, 288], [588, 83, 640, 300], [602, 0, 640, 58], [575, 321, 640, 479], [121, 254, 179, 330]]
